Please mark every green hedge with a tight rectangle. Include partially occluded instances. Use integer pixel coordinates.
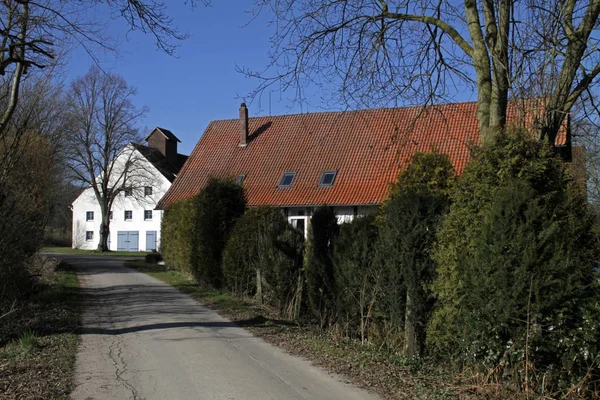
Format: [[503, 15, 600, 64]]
[[161, 177, 246, 287], [161, 197, 196, 276], [429, 131, 600, 393], [222, 207, 304, 317], [305, 206, 339, 327], [332, 215, 379, 342]]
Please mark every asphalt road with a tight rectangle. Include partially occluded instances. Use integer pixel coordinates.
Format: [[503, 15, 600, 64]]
[[56, 254, 378, 400]]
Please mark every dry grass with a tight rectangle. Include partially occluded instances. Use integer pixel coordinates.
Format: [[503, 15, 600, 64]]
[[0, 262, 80, 400]]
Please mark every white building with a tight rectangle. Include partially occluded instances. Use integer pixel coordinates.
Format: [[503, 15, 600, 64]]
[[72, 128, 187, 251]]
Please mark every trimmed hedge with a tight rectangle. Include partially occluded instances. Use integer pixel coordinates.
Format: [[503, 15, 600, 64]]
[[305, 206, 339, 327], [161, 177, 246, 287], [222, 207, 304, 317], [429, 131, 600, 393]]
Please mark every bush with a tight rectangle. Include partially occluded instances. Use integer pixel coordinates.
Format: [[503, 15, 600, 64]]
[[333, 215, 379, 342], [305, 206, 339, 327], [145, 252, 163, 264], [377, 152, 454, 355], [191, 178, 246, 287], [428, 131, 600, 393], [222, 207, 305, 317], [161, 177, 246, 287], [0, 135, 58, 314], [161, 197, 196, 276]]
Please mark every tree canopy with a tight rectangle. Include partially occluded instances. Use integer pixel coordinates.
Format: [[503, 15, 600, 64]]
[[249, 0, 600, 146]]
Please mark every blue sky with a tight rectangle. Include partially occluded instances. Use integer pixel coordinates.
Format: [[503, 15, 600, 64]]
[[66, 1, 317, 155], [65, 1, 477, 155]]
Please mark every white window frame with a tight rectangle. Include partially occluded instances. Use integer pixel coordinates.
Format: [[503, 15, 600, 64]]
[[144, 186, 153, 196], [85, 231, 94, 241], [288, 216, 308, 238], [124, 210, 133, 221], [144, 210, 153, 221], [86, 211, 94, 221]]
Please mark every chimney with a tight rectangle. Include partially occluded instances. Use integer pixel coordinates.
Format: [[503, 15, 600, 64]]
[[239, 103, 249, 147]]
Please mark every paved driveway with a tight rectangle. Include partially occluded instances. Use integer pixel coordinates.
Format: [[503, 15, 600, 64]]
[[56, 255, 377, 400]]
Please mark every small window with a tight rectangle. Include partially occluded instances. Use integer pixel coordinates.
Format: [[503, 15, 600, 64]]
[[144, 210, 153, 220], [109, 211, 113, 221], [124, 210, 132, 221], [318, 170, 338, 187], [278, 172, 296, 188], [86, 211, 94, 221], [235, 174, 247, 185], [124, 188, 133, 197], [86, 231, 94, 241], [144, 186, 153, 196]]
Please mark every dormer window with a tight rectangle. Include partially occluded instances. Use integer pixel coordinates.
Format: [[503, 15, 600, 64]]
[[235, 174, 247, 185], [278, 172, 296, 188], [318, 170, 338, 187]]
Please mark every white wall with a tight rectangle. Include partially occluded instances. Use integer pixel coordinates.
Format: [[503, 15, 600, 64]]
[[72, 146, 172, 251], [286, 205, 378, 237]]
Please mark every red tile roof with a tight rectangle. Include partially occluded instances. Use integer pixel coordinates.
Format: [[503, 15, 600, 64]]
[[157, 101, 567, 209]]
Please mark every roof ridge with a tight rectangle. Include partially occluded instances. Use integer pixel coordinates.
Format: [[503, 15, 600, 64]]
[[209, 101, 479, 123]]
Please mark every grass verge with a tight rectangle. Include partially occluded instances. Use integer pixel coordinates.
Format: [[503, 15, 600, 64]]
[[125, 260, 463, 400], [42, 246, 147, 257], [0, 263, 81, 400]]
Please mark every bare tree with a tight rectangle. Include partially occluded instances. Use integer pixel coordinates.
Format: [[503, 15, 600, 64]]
[[64, 66, 152, 251], [246, 0, 600, 146], [0, 0, 207, 188]]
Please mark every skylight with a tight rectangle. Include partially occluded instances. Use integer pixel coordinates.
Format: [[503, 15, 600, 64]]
[[318, 170, 338, 187], [278, 172, 296, 187], [235, 174, 247, 185]]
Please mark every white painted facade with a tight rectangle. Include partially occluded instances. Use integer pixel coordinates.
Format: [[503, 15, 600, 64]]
[[72, 145, 173, 251], [285, 205, 378, 237]]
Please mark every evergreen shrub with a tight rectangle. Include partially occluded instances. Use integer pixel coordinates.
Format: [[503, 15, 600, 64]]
[[305, 206, 339, 327], [161, 197, 196, 276], [377, 152, 454, 355], [222, 206, 304, 316], [333, 215, 379, 342], [190, 178, 246, 287], [428, 131, 600, 393], [161, 178, 246, 287]]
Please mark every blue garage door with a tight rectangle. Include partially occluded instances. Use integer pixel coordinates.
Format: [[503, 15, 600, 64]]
[[146, 231, 157, 251], [117, 231, 139, 252]]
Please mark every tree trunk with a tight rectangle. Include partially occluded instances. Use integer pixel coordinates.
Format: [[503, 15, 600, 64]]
[[404, 291, 417, 357], [97, 203, 110, 252], [256, 268, 263, 305]]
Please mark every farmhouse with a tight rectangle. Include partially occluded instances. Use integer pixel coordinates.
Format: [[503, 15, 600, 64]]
[[157, 102, 571, 236], [72, 128, 188, 251]]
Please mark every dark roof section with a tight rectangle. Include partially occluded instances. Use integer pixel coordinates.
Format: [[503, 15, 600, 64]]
[[133, 143, 188, 183], [157, 101, 568, 210], [145, 127, 181, 143]]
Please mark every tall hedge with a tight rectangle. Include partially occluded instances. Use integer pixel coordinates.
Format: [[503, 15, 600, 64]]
[[332, 215, 379, 342], [161, 197, 196, 276], [305, 206, 339, 327], [222, 206, 304, 317], [428, 131, 600, 393], [377, 152, 454, 355], [161, 177, 246, 287]]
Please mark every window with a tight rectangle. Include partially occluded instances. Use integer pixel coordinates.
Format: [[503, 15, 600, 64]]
[[86, 211, 94, 221], [278, 172, 296, 188], [144, 210, 153, 220], [124, 210, 132, 221], [109, 211, 113, 221], [144, 186, 153, 196], [124, 188, 133, 197], [235, 174, 247, 185], [86, 231, 94, 241], [318, 170, 338, 187]]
